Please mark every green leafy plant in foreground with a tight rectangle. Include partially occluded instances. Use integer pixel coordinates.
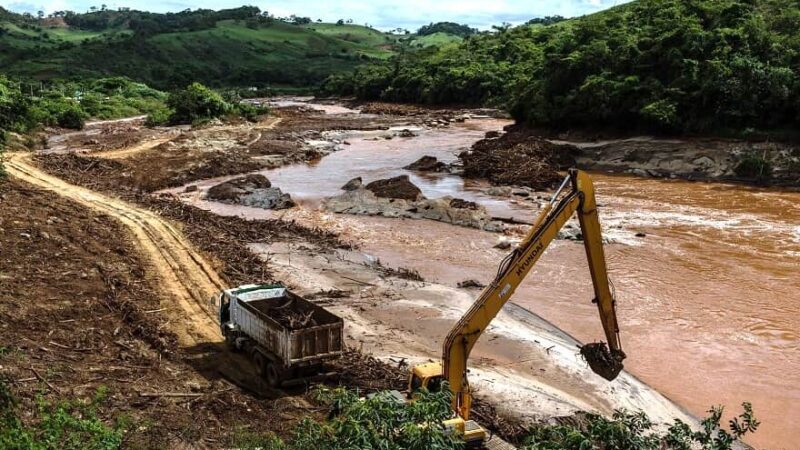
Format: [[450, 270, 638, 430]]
[[0, 378, 125, 450], [522, 403, 759, 450], [290, 386, 462, 450]]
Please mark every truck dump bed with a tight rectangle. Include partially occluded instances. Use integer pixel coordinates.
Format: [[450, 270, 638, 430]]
[[228, 285, 343, 368]]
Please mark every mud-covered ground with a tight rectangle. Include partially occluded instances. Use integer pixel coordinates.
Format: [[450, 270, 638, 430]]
[[0, 178, 317, 447], [1, 105, 534, 447]]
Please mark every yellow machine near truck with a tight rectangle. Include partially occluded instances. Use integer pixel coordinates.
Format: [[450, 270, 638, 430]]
[[408, 169, 626, 448]]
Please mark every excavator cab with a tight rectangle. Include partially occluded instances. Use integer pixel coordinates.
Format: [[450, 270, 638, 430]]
[[407, 361, 445, 397]]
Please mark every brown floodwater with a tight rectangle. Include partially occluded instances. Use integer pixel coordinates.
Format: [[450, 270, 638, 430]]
[[173, 112, 799, 449]]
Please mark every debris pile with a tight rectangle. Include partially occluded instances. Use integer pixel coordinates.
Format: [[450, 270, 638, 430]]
[[364, 175, 424, 201], [206, 174, 295, 210], [358, 102, 437, 117], [403, 155, 448, 172], [145, 196, 345, 286], [458, 279, 486, 289], [256, 297, 319, 330], [459, 126, 578, 189], [332, 349, 408, 391]]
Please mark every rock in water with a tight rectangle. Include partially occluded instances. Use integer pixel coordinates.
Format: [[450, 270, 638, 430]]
[[404, 155, 447, 172], [207, 174, 295, 210], [239, 188, 295, 210], [341, 177, 363, 191], [207, 174, 271, 201], [365, 175, 424, 201]]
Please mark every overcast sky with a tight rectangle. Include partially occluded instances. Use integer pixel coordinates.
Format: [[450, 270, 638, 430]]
[[1, 0, 630, 30]]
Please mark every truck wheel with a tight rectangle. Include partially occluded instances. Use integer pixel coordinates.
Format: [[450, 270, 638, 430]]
[[264, 361, 282, 388], [252, 352, 267, 378], [224, 332, 239, 352]]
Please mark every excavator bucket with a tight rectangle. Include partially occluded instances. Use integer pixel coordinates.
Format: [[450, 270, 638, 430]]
[[580, 342, 625, 381]]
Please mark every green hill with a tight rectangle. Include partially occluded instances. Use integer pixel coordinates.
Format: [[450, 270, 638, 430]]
[[0, 7, 419, 89], [323, 0, 800, 135]]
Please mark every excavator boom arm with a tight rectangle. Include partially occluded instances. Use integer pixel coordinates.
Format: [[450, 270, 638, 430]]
[[442, 170, 624, 419]]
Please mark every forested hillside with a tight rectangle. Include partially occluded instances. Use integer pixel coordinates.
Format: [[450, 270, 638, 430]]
[[0, 7, 404, 89], [322, 0, 800, 134]]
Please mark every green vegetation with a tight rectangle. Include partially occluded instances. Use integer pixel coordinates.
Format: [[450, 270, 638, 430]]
[[0, 6, 468, 91], [150, 82, 268, 126], [0, 378, 125, 450], [228, 385, 758, 450], [522, 404, 759, 450], [323, 0, 800, 135], [166, 82, 230, 124], [735, 152, 773, 180], [417, 22, 476, 38], [0, 365, 760, 450], [0, 75, 166, 134], [232, 386, 462, 450], [406, 32, 464, 48]]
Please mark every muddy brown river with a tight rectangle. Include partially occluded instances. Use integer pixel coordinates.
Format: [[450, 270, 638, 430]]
[[174, 111, 798, 449]]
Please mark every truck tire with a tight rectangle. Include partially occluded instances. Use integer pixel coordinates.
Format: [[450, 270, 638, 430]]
[[224, 331, 239, 352], [264, 361, 282, 387], [252, 352, 267, 378]]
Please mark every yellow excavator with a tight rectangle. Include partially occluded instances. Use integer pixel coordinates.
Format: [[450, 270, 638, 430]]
[[409, 169, 627, 448]]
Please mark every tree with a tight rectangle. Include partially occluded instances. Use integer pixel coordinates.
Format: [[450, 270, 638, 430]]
[[166, 82, 231, 124], [417, 21, 477, 37], [57, 106, 86, 129]]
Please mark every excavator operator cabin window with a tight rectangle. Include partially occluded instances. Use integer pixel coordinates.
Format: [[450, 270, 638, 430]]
[[427, 375, 444, 393], [411, 374, 423, 391]]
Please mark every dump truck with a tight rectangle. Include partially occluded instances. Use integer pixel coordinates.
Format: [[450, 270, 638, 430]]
[[216, 284, 344, 387]]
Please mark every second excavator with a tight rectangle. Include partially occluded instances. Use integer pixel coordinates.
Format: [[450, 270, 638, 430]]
[[408, 169, 627, 448]]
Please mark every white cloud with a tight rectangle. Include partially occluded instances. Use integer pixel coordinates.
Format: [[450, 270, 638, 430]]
[[0, 0, 631, 29]]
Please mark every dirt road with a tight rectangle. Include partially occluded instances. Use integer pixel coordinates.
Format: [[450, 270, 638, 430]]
[[5, 152, 225, 345]]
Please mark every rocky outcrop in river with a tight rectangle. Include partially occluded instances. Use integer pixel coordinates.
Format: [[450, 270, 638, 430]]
[[206, 174, 295, 210], [566, 137, 800, 186], [325, 176, 505, 231]]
